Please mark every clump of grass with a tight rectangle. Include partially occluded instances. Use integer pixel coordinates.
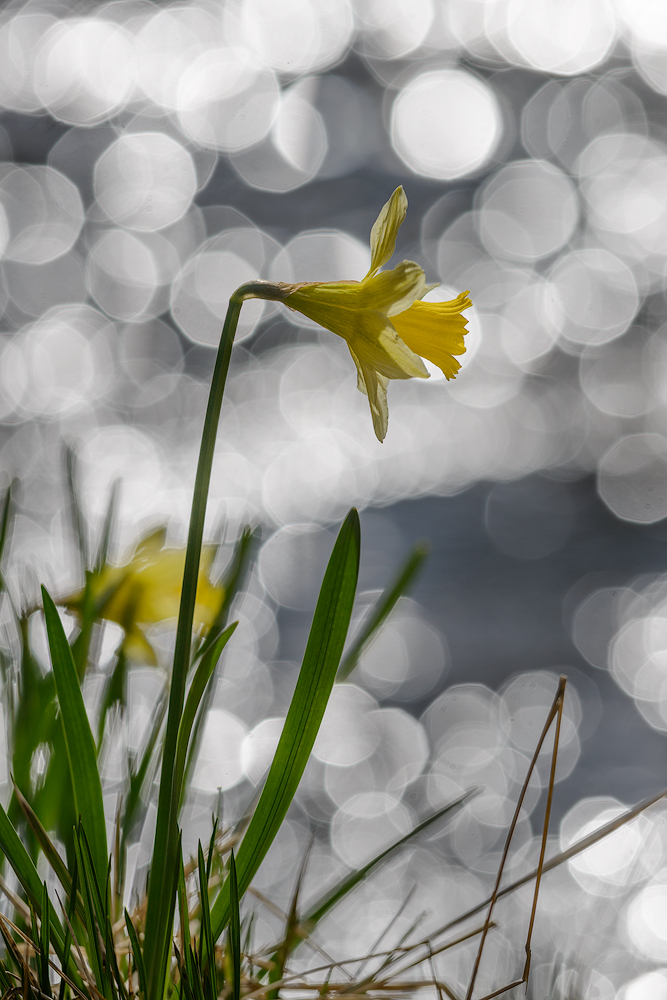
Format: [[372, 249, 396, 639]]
[[0, 467, 663, 1000]]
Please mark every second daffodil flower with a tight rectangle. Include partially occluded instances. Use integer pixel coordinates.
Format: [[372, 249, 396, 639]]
[[63, 528, 224, 664], [277, 187, 471, 442]]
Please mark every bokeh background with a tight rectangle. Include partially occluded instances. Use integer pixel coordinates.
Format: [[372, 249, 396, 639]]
[[1, 0, 667, 996]]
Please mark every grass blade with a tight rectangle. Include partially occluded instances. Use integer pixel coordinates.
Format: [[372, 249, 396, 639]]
[[197, 842, 215, 993], [42, 586, 108, 890], [302, 790, 477, 929], [0, 477, 14, 593], [65, 443, 88, 574], [210, 507, 361, 941], [177, 847, 197, 991], [228, 852, 241, 1000], [125, 910, 148, 1000], [12, 782, 85, 924], [73, 826, 108, 998], [337, 542, 428, 681], [94, 477, 120, 572], [174, 624, 237, 811], [39, 882, 53, 999], [0, 800, 66, 954], [121, 685, 168, 845]]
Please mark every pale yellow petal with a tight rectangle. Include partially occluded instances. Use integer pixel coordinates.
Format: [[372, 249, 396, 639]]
[[392, 292, 471, 379], [122, 629, 158, 666], [132, 526, 168, 559], [349, 346, 389, 442], [358, 261, 428, 316], [368, 186, 408, 277]]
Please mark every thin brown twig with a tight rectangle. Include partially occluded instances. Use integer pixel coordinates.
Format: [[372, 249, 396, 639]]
[[465, 676, 567, 1000]]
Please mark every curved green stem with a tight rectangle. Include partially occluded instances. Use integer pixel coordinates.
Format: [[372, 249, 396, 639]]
[[143, 281, 285, 1000]]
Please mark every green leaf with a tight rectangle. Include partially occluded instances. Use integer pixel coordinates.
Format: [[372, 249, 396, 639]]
[[177, 850, 194, 979], [210, 508, 361, 942], [73, 826, 109, 999], [0, 477, 14, 593], [195, 526, 257, 666], [0, 800, 66, 954], [302, 791, 476, 927], [126, 910, 148, 1000], [337, 542, 428, 682], [39, 882, 53, 999], [41, 586, 108, 889], [197, 841, 215, 989], [175, 624, 237, 812], [228, 852, 241, 1000], [121, 685, 168, 846], [12, 782, 85, 924], [97, 647, 128, 749], [65, 442, 88, 574], [94, 477, 120, 572]]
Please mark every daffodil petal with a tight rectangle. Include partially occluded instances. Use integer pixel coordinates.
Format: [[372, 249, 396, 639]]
[[392, 292, 471, 379], [359, 261, 428, 316], [349, 345, 389, 442], [368, 186, 408, 277], [123, 629, 158, 666]]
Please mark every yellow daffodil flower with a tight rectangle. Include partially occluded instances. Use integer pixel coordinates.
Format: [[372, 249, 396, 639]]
[[64, 528, 224, 664], [276, 187, 471, 442]]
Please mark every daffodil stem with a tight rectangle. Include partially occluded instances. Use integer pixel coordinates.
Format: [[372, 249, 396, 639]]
[[143, 280, 284, 1000]]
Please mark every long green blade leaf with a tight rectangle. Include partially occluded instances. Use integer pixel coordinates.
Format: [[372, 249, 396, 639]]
[[228, 852, 241, 1000], [95, 477, 120, 572], [73, 827, 108, 998], [0, 477, 13, 593], [0, 801, 65, 954], [12, 782, 85, 924], [175, 623, 237, 811], [210, 508, 360, 941], [126, 910, 148, 1000], [42, 586, 108, 889], [337, 542, 428, 682], [65, 442, 88, 573], [303, 790, 476, 927]]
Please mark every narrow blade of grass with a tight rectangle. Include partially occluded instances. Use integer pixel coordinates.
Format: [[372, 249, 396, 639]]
[[12, 782, 84, 924], [228, 851, 241, 1000], [210, 508, 361, 941], [94, 477, 120, 572], [0, 477, 14, 593], [177, 847, 196, 990], [39, 883, 53, 999], [302, 791, 476, 929], [65, 443, 88, 575], [125, 910, 148, 1000], [0, 800, 66, 954], [174, 623, 238, 812], [42, 586, 108, 890], [73, 828, 108, 998], [337, 542, 428, 682], [198, 841, 216, 996], [121, 684, 168, 846], [195, 526, 257, 666]]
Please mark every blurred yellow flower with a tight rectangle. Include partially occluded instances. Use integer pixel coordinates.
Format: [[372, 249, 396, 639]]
[[279, 186, 471, 441], [64, 528, 223, 664]]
